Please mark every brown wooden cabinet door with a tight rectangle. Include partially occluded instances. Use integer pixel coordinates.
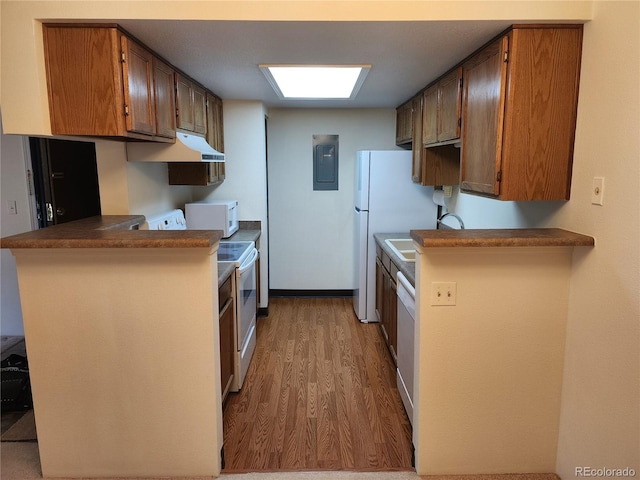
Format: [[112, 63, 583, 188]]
[[45, 26, 139, 137], [219, 297, 234, 401], [207, 94, 225, 153], [121, 35, 156, 136], [176, 73, 195, 131], [422, 85, 438, 145], [215, 97, 225, 153], [153, 58, 176, 138], [460, 36, 508, 197], [381, 268, 391, 344], [411, 95, 424, 183], [216, 162, 226, 183], [193, 84, 207, 135], [499, 28, 582, 201], [395, 101, 413, 145], [375, 256, 384, 325], [438, 67, 462, 142], [176, 73, 206, 135], [388, 277, 398, 362], [206, 92, 225, 152]]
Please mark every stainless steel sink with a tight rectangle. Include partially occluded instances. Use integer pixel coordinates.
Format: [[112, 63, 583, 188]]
[[384, 238, 416, 263]]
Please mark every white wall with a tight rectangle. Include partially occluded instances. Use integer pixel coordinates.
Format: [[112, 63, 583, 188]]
[[127, 162, 194, 217], [0, 116, 34, 335], [196, 100, 269, 308], [554, 2, 639, 476], [267, 108, 399, 290], [440, 2, 639, 474], [444, 187, 568, 229]]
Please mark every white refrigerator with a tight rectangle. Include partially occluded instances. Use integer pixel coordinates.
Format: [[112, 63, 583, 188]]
[[353, 150, 437, 323]]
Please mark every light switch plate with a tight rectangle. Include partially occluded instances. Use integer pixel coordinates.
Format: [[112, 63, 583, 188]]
[[592, 177, 604, 205], [430, 282, 457, 306], [6, 200, 17, 215]]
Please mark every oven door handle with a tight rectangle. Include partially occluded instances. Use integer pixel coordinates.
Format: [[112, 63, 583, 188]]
[[238, 248, 258, 274]]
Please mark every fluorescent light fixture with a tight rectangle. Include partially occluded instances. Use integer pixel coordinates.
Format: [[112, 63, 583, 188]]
[[260, 64, 370, 100]]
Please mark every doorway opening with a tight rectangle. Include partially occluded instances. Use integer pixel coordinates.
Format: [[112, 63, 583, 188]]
[[28, 137, 101, 227]]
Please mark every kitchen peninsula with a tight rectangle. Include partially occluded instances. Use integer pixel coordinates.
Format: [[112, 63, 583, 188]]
[[409, 228, 594, 474], [0, 216, 225, 478]]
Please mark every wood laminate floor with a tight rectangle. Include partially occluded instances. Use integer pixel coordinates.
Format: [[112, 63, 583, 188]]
[[222, 297, 413, 472]]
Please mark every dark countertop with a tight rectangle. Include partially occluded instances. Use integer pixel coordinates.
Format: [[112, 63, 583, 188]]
[[373, 233, 417, 287], [375, 228, 594, 287], [1, 215, 261, 288], [225, 228, 261, 243], [0, 215, 222, 249], [217, 263, 236, 287], [410, 228, 595, 248]]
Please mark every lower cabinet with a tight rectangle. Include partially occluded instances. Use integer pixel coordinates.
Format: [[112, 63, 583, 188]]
[[218, 274, 235, 403], [376, 246, 398, 364]]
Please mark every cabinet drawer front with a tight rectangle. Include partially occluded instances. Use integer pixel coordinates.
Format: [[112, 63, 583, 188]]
[[390, 262, 400, 283], [219, 275, 233, 310], [381, 250, 392, 272]]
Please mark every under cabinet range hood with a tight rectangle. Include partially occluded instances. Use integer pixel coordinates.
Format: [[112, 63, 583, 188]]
[[127, 131, 225, 163]]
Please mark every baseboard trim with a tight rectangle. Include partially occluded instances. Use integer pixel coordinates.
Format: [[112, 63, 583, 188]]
[[269, 289, 354, 298]]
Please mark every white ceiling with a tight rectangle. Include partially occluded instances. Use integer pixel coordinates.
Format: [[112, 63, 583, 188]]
[[116, 19, 515, 109]]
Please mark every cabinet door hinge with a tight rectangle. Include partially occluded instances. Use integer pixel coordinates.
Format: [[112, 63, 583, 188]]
[[121, 50, 126, 63], [497, 170, 502, 182], [503, 50, 509, 63], [124, 104, 129, 116], [458, 117, 462, 128]]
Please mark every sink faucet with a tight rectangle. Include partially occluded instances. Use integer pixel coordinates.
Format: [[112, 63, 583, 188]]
[[437, 212, 465, 229]]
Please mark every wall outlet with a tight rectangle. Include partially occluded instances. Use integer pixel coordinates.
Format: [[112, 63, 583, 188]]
[[591, 177, 604, 205], [430, 282, 457, 306]]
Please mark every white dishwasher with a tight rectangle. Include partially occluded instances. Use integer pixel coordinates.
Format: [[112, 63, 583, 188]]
[[396, 272, 415, 426]]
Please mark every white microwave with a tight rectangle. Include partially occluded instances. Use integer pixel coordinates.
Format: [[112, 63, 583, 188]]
[[185, 200, 239, 238]]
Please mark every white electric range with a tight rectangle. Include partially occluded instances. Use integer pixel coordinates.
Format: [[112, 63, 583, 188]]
[[145, 209, 258, 391]]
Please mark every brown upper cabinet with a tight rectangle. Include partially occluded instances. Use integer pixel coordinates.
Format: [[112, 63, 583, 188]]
[[176, 73, 207, 135], [206, 93, 225, 153], [168, 91, 225, 187], [422, 67, 462, 146], [153, 58, 177, 139], [412, 82, 461, 187], [395, 100, 413, 145], [43, 24, 174, 142], [168, 161, 224, 186], [410, 94, 424, 183], [460, 26, 583, 200], [120, 36, 156, 136]]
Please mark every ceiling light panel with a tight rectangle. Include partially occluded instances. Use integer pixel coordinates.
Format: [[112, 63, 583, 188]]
[[260, 64, 370, 100]]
